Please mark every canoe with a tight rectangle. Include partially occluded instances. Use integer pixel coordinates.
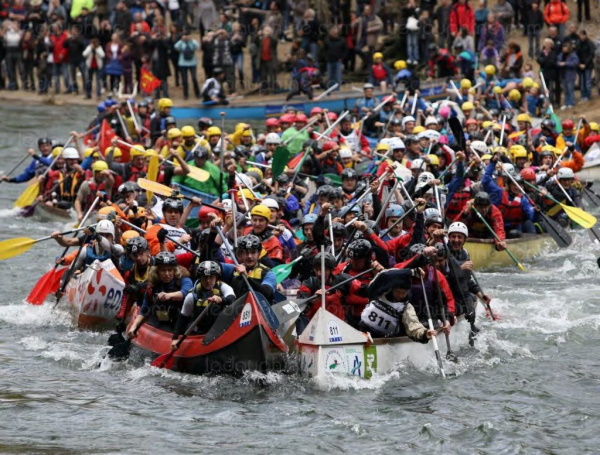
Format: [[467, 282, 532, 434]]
[[170, 83, 447, 120], [129, 292, 288, 375], [65, 259, 125, 329], [577, 159, 600, 182], [465, 234, 551, 270], [33, 203, 76, 223], [172, 183, 219, 229], [297, 307, 470, 384]]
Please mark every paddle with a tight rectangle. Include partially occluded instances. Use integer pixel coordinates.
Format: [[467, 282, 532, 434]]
[[501, 168, 572, 248], [151, 301, 216, 370], [469, 271, 499, 321], [26, 197, 101, 305], [272, 267, 375, 330], [471, 206, 526, 271], [523, 181, 597, 229], [271, 145, 290, 180], [448, 117, 466, 152], [430, 259, 457, 362], [107, 298, 158, 360], [419, 273, 446, 379], [0, 226, 93, 261], [0, 153, 30, 183], [136, 178, 226, 213], [583, 186, 600, 208], [145, 153, 160, 204], [54, 232, 91, 308], [272, 256, 303, 284]]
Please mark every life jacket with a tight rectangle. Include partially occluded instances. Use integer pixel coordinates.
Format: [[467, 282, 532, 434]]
[[231, 263, 270, 297], [340, 129, 361, 152], [34, 158, 49, 177], [127, 163, 147, 182], [158, 223, 190, 255], [498, 191, 525, 227], [58, 170, 82, 202], [84, 243, 112, 266], [118, 264, 151, 319], [371, 64, 387, 81], [250, 228, 283, 261], [150, 279, 182, 323], [446, 189, 471, 221], [360, 298, 407, 337]]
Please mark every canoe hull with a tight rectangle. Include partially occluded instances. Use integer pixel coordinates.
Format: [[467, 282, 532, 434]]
[[131, 292, 288, 375], [33, 203, 76, 223], [577, 160, 600, 182], [465, 234, 551, 270], [66, 259, 124, 329]]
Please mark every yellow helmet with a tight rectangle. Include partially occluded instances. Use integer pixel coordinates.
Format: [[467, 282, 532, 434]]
[[510, 144, 527, 159], [532, 82, 540, 89], [247, 166, 264, 180], [84, 147, 96, 158], [207, 126, 222, 136], [167, 128, 182, 140], [238, 188, 256, 201], [91, 160, 109, 172], [460, 78, 472, 89], [144, 148, 158, 156], [129, 146, 145, 158], [481, 154, 492, 161], [97, 206, 116, 220], [235, 123, 250, 132], [51, 146, 63, 157], [482, 120, 493, 129], [551, 146, 563, 156], [522, 77, 534, 89], [120, 229, 140, 246], [461, 101, 474, 111], [157, 98, 173, 111], [590, 122, 600, 132], [492, 86, 503, 94], [105, 146, 122, 159], [394, 60, 407, 70], [373, 52, 383, 61], [541, 144, 556, 153], [426, 154, 439, 166], [376, 142, 391, 152], [413, 126, 426, 134], [484, 65, 496, 76], [493, 146, 507, 154], [250, 204, 271, 219], [517, 113, 532, 124], [509, 89, 522, 101], [241, 129, 253, 137], [181, 125, 196, 137]]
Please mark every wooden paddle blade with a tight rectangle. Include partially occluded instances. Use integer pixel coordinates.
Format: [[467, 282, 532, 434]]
[[562, 204, 597, 229], [13, 181, 39, 209], [540, 213, 572, 248], [137, 178, 176, 198], [146, 155, 160, 203], [150, 352, 176, 370], [0, 237, 36, 260], [187, 165, 211, 182], [583, 187, 600, 208]]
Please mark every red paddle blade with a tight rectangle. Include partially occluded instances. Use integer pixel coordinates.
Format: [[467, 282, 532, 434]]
[[26, 268, 67, 305], [151, 352, 176, 370]]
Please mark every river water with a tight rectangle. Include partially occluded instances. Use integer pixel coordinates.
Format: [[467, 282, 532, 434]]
[[1, 105, 600, 454]]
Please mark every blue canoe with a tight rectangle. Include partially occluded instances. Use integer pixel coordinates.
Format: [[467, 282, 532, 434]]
[[172, 82, 447, 120], [171, 183, 220, 228]]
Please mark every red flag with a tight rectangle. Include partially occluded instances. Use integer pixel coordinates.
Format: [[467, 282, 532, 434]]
[[99, 119, 117, 155], [140, 68, 162, 94]]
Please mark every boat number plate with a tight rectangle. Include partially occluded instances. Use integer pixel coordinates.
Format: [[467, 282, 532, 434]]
[[239, 303, 252, 327], [328, 321, 342, 343]]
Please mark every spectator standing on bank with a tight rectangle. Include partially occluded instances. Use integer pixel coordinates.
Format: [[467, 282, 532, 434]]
[[174, 28, 200, 99], [49, 22, 71, 94], [474, 0, 489, 46], [258, 26, 277, 93], [3, 20, 23, 91], [449, 0, 475, 44], [21, 29, 36, 91], [434, 0, 452, 49], [577, 30, 595, 102], [526, 1, 544, 59], [324, 25, 346, 90], [212, 28, 235, 94], [64, 25, 86, 95], [557, 41, 579, 109], [544, 0, 569, 39], [83, 37, 105, 99], [478, 13, 505, 52], [491, 0, 514, 32], [105, 33, 123, 92]]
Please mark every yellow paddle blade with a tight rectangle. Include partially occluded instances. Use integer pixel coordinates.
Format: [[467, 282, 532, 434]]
[[187, 165, 210, 183], [146, 155, 160, 203], [561, 203, 597, 229], [13, 180, 39, 208], [0, 237, 36, 260], [136, 178, 177, 198], [517, 262, 526, 272]]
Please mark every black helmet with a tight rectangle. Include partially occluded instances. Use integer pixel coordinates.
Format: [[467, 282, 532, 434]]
[[163, 197, 184, 212], [118, 181, 139, 194], [404, 134, 418, 145], [541, 118, 555, 130], [155, 251, 177, 266], [234, 145, 249, 157], [539, 150, 553, 159], [390, 117, 402, 126], [434, 242, 447, 258], [316, 185, 334, 198], [197, 117, 213, 128], [276, 174, 290, 185], [196, 260, 221, 277], [38, 137, 52, 147], [474, 191, 491, 206], [313, 252, 336, 269], [237, 234, 262, 252], [125, 236, 148, 255], [341, 168, 358, 180], [428, 43, 439, 53], [409, 243, 427, 256], [331, 222, 347, 237], [364, 219, 380, 235], [401, 200, 416, 218], [193, 146, 210, 160], [347, 239, 373, 259], [488, 108, 500, 118], [329, 187, 344, 200], [138, 100, 149, 108], [164, 116, 177, 126]]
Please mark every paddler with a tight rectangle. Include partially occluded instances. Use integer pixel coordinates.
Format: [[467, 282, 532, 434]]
[[116, 236, 153, 323], [171, 146, 227, 198], [242, 204, 284, 267], [456, 191, 507, 249], [171, 261, 236, 345], [149, 97, 175, 143], [73, 160, 115, 224], [280, 114, 310, 154], [543, 167, 582, 227], [359, 268, 441, 341], [42, 146, 84, 210], [145, 197, 194, 255], [1, 137, 53, 183], [127, 251, 193, 335]]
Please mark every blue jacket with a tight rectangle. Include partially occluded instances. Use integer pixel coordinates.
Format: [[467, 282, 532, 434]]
[[482, 161, 534, 222], [174, 38, 199, 67], [557, 51, 580, 82], [11, 155, 53, 183]]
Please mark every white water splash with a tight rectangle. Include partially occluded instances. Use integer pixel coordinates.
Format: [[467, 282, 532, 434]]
[[0, 303, 72, 328]]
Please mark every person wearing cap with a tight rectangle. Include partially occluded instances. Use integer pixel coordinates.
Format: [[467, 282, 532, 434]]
[[281, 113, 310, 154], [74, 160, 115, 223], [355, 82, 380, 112], [457, 191, 506, 248], [542, 167, 582, 227], [1, 137, 54, 183], [243, 204, 284, 267], [369, 52, 392, 92], [200, 66, 228, 104]]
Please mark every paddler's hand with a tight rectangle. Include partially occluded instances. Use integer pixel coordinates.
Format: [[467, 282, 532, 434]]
[[319, 202, 332, 216], [432, 228, 446, 240], [179, 233, 191, 244], [208, 295, 223, 304], [273, 224, 286, 237], [111, 136, 118, 146], [156, 292, 169, 301], [441, 320, 451, 335], [227, 163, 237, 175], [51, 230, 63, 240], [157, 228, 168, 244], [170, 339, 179, 351], [371, 260, 385, 273], [460, 260, 474, 270], [426, 329, 438, 339], [353, 220, 367, 232], [189, 196, 202, 207], [363, 202, 374, 218], [127, 326, 138, 339], [415, 198, 427, 212], [28, 147, 36, 156], [234, 264, 248, 276], [210, 217, 223, 231], [495, 241, 507, 251], [480, 294, 492, 304], [423, 246, 437, 257]]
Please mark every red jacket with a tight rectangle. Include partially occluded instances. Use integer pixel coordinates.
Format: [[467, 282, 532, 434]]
[[449, 3, 475, 35], [50, 32, 69, 64], [544, 0, 569, 24], [455, 204, 506, 242], [332, 262, 376, 317]]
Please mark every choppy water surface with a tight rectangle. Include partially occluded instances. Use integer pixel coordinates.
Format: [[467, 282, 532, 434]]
[[1, 105, 600, 454]]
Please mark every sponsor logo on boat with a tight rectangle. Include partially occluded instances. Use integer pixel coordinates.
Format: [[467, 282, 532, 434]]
[[239, 303, 252, 327]]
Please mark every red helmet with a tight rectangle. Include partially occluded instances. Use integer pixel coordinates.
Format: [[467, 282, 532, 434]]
[[265, 118, 280, 127], [322, 140, 338, 152], [327, 112, 338, 121], [198, 206, 219, 220], [465, 118, 478, 126], [520, 168, 536, 181], [310, 107, 323, 116], [280, 114, 295, 124], [562, 119, 574, 130], [295, 113, 308, 123]]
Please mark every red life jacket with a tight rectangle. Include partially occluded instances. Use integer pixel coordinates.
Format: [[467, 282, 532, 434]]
[[128, 164, 147, 182], [446, 190, 471, 221], [371, 64, 387, 81], [498, 191, 525, 227], [85, 179, 107, 211]]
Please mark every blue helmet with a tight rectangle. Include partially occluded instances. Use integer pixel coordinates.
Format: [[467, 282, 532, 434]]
[[302, 214, 318, 226], [385, 203, 405, 219], [97, 102, 106, 113]]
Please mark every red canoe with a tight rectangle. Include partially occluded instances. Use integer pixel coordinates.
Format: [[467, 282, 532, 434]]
[[129, 292, 289, 375]]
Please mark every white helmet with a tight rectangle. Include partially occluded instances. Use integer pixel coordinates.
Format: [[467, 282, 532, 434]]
[[418, 171, 435, 184], [425, 115, 439, 126], [389, 137, 406, 150], [96, 219, 115, 237], [402, 116, 416, 128], [557, 167, 575, 179], [424, 207, 441, 220], [411, 158, 425, 171], [416, 181, 434, 194], [470, 140, 488, 155], [62, 147, 80, 160], [501, 163, 515, 176], [419, 130, 441, 141], [448, 221, 469, 237], [262, 197, 279, 209], [265, 133, 281, 145], [339, 147, 353, 159]]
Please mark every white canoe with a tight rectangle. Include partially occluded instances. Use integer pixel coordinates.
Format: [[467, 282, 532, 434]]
[[65, 259, 125, 329], [577, 159, 600, 182], [296, 307, 470, 384], [33, 203, 76, 223]]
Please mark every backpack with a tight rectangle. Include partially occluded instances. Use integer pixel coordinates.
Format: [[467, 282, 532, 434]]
[[183, 42, 194, 60]]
